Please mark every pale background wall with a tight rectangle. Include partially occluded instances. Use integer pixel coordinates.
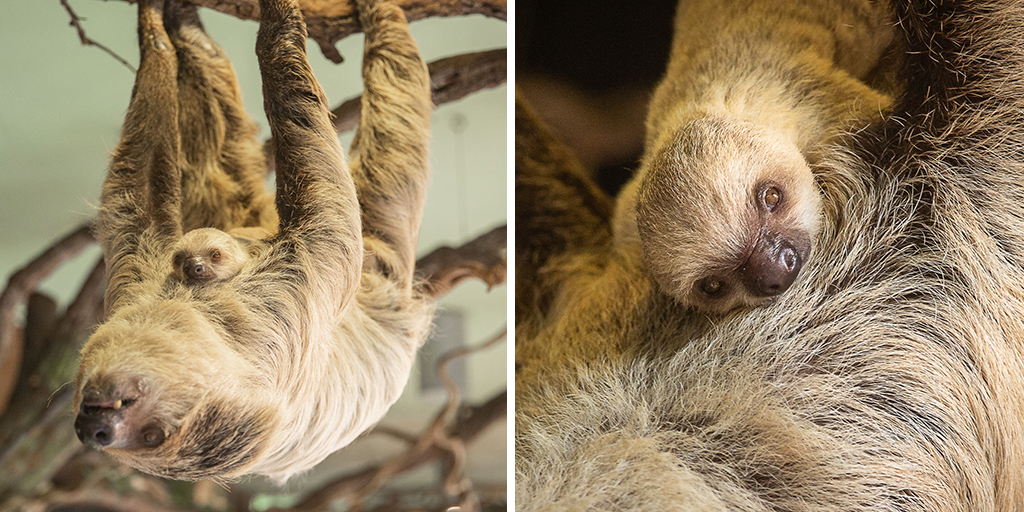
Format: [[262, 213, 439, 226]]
[[0, 0, 507, 498]]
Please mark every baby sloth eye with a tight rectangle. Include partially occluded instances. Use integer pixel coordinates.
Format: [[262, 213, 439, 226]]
[[762, 186, 782, 211], [698, 277, 725, 298], [211, 250, 222, 262], [173, 253, 184, 267]]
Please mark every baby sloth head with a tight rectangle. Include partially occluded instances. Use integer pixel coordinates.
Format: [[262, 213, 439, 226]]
[[637, 116, 821, 313], [172, 228, 249, 284]]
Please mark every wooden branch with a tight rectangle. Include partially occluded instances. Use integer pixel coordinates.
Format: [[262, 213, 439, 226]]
[[265, 49, 508, 170], [332, 49, 507, 133], [415, 225, 507, 299], [60, 0, 137, 72], [0, 223, 94, 417], [157, 0, 506, 63]]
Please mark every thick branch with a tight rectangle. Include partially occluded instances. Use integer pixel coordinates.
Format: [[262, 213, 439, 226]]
[[183, 0, 506, 62], [0, 224, 94, 416], [332, 49, 507, 133], [415, 225, 506, 299], [265, 49, 508, 169]]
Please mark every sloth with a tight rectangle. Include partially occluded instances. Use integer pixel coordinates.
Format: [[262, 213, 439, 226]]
[[614, 0, 894, 313], [516, 0, 1024, 508], [170, 228, 266, 284], [72, 0, 434, 483]]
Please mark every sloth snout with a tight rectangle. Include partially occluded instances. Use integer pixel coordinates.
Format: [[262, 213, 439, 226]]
[[75, 400, 124, 449], [742, 236, 803, 297], [75, 381, 163, 450], [185, 257, 213, 282]]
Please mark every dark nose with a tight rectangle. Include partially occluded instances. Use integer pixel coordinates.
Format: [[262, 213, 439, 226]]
[[184, 257, 215, 282], [741, 236, 803, 297], [74, 404, 118, 448]]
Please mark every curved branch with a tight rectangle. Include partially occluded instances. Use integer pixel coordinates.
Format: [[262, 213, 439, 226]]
[[0, 223, 94, 415], [265, 49, 507, 170], [415, 225, 507, 299], [188, 0, 506, 62], [332, 48, 507, 133]]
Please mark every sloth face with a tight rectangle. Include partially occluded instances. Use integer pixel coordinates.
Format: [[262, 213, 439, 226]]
[[637, 116, 821, 313], [171, 228, 250, 284], [73, 301, 271, 481]]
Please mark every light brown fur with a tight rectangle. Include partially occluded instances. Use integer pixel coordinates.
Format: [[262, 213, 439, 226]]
[[73, 0, 434, 483], [515, 0, 1024, 509], [616, 0, 894, 313], [170, 228, 265, 284]]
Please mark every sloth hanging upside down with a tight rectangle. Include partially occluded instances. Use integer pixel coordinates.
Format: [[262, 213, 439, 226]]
[[72, 0, 435, 483]]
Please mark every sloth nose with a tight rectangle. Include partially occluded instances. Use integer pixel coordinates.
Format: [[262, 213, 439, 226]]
[[185, 258, 211, 281], [742, 236, 803, 297], [74, 402, 120, 448]]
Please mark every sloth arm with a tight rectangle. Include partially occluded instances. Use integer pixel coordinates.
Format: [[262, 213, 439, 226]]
[[97, 0, 183, 316], [514, 90, 615, 330], [346, 0, 433, 290], [255, 0, 364, 313]]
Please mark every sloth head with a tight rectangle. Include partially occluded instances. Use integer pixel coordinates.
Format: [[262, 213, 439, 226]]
[[171, 228, 250, 284], [637, 116, 821, 313], [72, 301, 272, 481]]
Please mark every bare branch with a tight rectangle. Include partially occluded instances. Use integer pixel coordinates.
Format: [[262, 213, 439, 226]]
[[415, 225, 507, 299], [265, 49, 508, 170], [60, 0, 137, 73], [331, 49, 508, 133], [184, 0, 506, 63], [0, 223, 94, 416]]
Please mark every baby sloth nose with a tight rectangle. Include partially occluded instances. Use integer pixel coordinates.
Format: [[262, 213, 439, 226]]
[[742, 235, 803, 297], [185, 257, 212, 281]]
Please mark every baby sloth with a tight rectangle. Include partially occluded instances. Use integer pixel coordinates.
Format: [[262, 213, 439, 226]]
[[616, 0, 894, 313], [635, 117, 821, 313], [171, 228, 256, 284]]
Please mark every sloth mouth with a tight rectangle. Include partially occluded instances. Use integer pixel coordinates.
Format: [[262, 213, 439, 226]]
[[81, 397, 138, 415]]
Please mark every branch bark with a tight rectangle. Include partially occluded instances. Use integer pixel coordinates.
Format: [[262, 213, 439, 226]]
[[265, 49, 508, 170], [160, 0, 506, 63]]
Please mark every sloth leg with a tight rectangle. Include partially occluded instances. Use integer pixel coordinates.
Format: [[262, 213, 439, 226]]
[[163, 0, 277, 234], [255, 0, 363, 308], [347, 0, 433, 290], [514, 90, 614, 327], [97, 0, 182, 314]]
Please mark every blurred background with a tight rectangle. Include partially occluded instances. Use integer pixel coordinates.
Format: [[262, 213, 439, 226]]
[[0, 0, 506, 509]]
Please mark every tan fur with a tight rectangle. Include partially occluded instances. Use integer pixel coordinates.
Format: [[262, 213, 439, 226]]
[[73, 0, 434, 483], [170, 228, 263, 284], [615, 0, 893, 313], [515, 0, 1024, 509]]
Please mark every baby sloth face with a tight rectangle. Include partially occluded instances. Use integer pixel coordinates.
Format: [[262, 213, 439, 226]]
[[171, 228, 250, 284], [637, 117, 821, 313]]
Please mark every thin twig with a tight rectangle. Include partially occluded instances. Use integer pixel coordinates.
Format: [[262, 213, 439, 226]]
[[60, 0, 137, 73]]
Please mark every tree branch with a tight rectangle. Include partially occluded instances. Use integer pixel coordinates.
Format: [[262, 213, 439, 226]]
[[139, 0, 506, 63], [415, 225, 507, 299], [60, 0, 137, 73], [265, 49, 508, 170]]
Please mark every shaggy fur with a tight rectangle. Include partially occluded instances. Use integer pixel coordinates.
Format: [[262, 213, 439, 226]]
[[73, 0, 434, 483], [615, 0, 894, 313], [170, 228, 265, 284], [516, 0, 1024, 509]]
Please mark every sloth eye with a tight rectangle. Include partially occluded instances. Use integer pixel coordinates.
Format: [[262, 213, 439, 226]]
[[173, 254, 184, 267], [698, 277, 725, 298], [762, 186, 782, 211], [211, 250, 222, 262]]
